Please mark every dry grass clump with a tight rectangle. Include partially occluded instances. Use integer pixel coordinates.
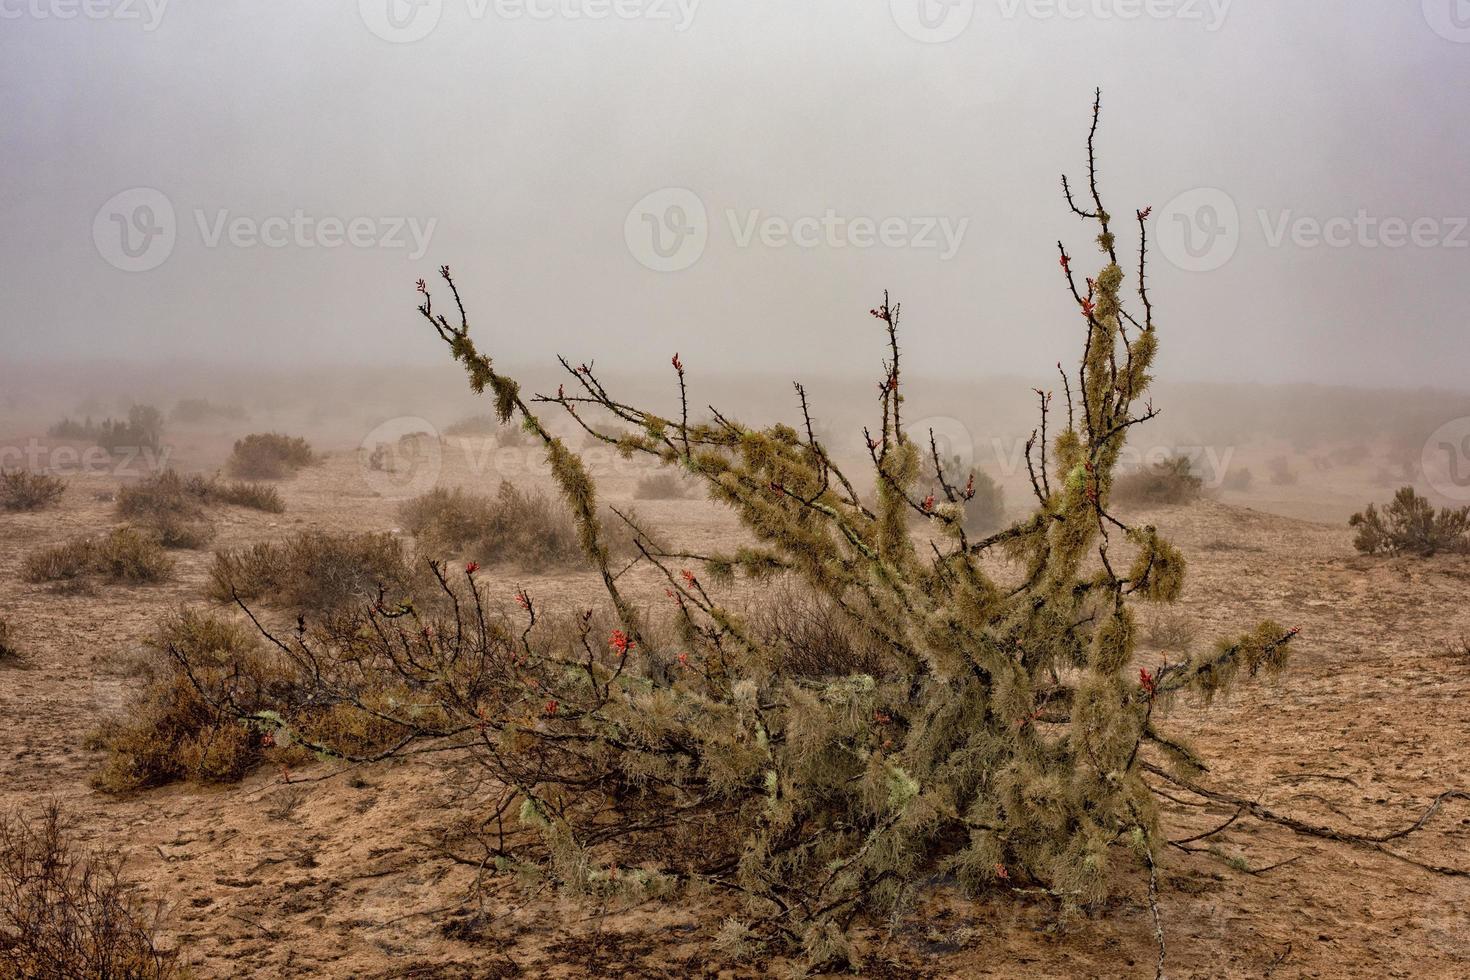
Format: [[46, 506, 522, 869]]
[[0, 619, 24, 668], [750, 581, 890, 678], [225, 432, 315, 480], [0, 801, 180, 978], [632, 471, 697, 501], [0, 470, 66, 512], [1349, 486, 1470, 557], [90, 611, 291, 792], [22, 528, 173, 587], [207, 530, 419, 611], [115, 470, 283, 549], [1111, 454, 1203, 506], [399, 482, 608, 571]]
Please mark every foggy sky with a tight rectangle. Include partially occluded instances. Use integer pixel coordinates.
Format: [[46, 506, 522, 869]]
[[1, 1, 1467, 390]]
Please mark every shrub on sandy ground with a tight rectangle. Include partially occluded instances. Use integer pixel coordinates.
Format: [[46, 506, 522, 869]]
[[115, 470, 282, 549], [931, 457, 1006, 534], [751, 581, 889, 677], [1267, 454, 1298, 486], [97, 405, 165, 455], [0, 801, 180, 978], [0, 470, 66, 512], [1111, 454, 1203, 506], [0, 619, 23, 667], [633, 471, 695, 501], [1349, 486, 1470, 557], [22, 528, 173, 586], [1219, 466, 1252, 491], [207, 530, 418, 611], [225, 432, 315, 479], [399, 482, 606, 571]]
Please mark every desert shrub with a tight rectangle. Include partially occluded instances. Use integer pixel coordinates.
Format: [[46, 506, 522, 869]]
[[225, 432, 315, 479], [22, 528, 173, 586], [1349, 486, 1470, 557], [1267, 454, 1298, 486], [209, 479, 284, 512], [933, 456, 1005, 534], [115, 471, 281, 548], [751, 581, 889, 677], [97, 405, 164, 455], [208, 530, 419, 611], [164, 107, 1335, 970], [398, 482, 600, 571], [1329, 442, 1370, 467], [0, 619, 22, 667], [0, 470, 66, 512], [0, 802, 180, 978], [1111, 454, 1203, 506], [47, 416, 100, 441], [170, 397, 246, 424], [633, 471, 694, 500]]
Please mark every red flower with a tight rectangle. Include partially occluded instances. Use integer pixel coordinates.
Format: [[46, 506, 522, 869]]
[[465, 561, 479, 575], [543, 699, 559, 716], [259, 732, 276, 749], [1137, 206, 1153, 221], [1139, 667, 1157, 700], [609, 629, 633, 656], [1058, 254, 1070, 271], [676, 652, 690, 669], [514, 589, 531, 610], [873, 710, 892, 725], [963, 474, 975, 500], [672, 352, 684, 373], [680, 569, 697, 588], [415, 278, 427, 293], [995, 863, 1010, 881], [921, 494, 935, 513], [1080, 297, 1096, 317]]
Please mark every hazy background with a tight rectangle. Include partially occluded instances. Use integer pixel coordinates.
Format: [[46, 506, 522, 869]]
[[1, 1, 1467, 390]]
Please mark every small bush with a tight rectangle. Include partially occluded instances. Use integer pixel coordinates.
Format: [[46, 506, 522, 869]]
[[633, 471, 695, 501], [97, 405, 164, 455], [1219, 467, 1252, 492], [47, 417, 100, 441], [225, 433, 315, 480], [752, 582, 889, 677], [399, 482, 593, 571], [0, 619, 23, 667], [0, 470, 66, 512], [116, 470, 281, 548], [1267, 455, 1298, 486], [0, 801, 180, 978], [22, 528, 173, 586], [208, 530, 419, 611], [1349, 486, 1470, 557], [209, 480, 284, 513], [1111, 454, 1203, 506]]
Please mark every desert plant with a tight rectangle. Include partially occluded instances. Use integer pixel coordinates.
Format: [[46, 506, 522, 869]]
[[443, 413, 498, 437], [0, 470, 66, 512], [632, 471, 695, 501], [115, 470, 281, 549], [97, 405, 164, 455], [398, 482, 609, 571], [22, 528, 173, 586], [207, 530, 419, 611], [1266, 454, 1298, 486], [1219, 466, 1252, 492], [225, 432, 315, 479], [932, 455, 1005, 533], [0, 801, 180, 978], [1111, 454, 1203, 506], [1349, 486, 1470, 557], [0, 619, 22, 667], [173, 102, 1323, 971], [47, 416, 100, 441]]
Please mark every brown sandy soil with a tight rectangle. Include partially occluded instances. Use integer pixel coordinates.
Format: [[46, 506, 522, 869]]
[[2, 439, 1468, 979]]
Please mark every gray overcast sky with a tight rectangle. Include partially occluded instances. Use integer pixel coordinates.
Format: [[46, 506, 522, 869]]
[[1, 1, 1467, 388]]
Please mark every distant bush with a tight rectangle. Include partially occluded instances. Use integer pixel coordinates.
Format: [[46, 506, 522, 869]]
[[1349, 486, 1470, 557], [22, 528, 173, 586], [1329, 442, 1371, 467], [115, 470, 282, 550], [1267, 455, 1298, 486], [97, 405, 164, 455], [47, 417, 100, 441], [225, 433, 315, 480], [169, 398, 247, 424], [752, 582, 889, 677], [1111, 454, 1203, 506], [633, 471, 695, 501], [443, 413, 498, 437], [1219, 467, 1253, 492], [0, 801, 181, 977], [207, 530, 418, 612], [0, 470, 66, 512]]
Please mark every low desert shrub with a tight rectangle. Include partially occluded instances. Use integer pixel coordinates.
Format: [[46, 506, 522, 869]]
[[207, 530, 419, 611], [1349, 486, 1470, 557], [1219, 467, 1252, 492], [97, 405, 165, 455], [632, 471, 694, 501], [751, 581, 889, 677], [225, 433, 315, 480], [1111, 454, 1203, 505], [115, 470, 283, 549], [398, 482, 593, 570], [0, 470, 66, 512], [1267, 454, 1298, 486], [0, 801, 180, 978], [22, 528, 173, 586]]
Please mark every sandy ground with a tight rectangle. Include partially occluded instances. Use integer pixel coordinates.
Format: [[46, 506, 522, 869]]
[[2, 434, 1468, 979]]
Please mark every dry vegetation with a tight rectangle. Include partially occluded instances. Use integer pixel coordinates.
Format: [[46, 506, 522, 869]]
[[0, 470, 66, 512], [224, 433, 315, 480], [207, 530, 420, 612], [22, 528, 173, 589]]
